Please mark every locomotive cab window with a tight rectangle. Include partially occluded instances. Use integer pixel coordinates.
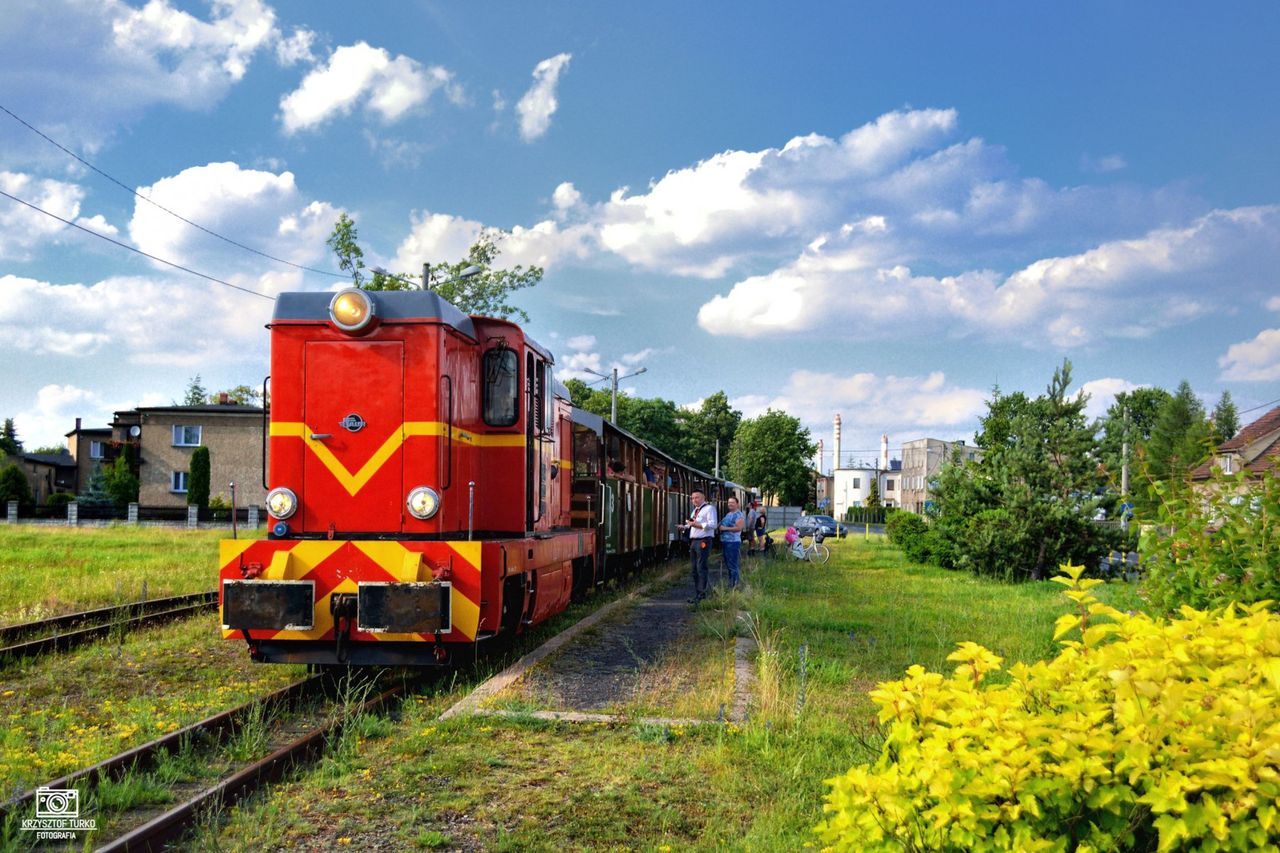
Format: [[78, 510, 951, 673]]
[[483, 348, 519, 427]]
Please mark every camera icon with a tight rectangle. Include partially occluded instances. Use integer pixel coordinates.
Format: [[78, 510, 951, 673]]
[[35, 787, 78, 818]]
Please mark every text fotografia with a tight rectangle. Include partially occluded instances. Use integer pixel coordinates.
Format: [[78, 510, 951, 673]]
[[22, 787, 98, 840]]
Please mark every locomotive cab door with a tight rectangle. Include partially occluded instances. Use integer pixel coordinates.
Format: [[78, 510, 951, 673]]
[[303, 341, 405, 533]]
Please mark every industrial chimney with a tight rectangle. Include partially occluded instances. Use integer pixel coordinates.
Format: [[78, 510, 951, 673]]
[[815, 439, 824, 473], [880, 433, 889, 472], [833, 414, 842, 474]]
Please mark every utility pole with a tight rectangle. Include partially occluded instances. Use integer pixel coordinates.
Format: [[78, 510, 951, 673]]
[[714, 439, 720, 479], [1120, 405, 1130, 500]]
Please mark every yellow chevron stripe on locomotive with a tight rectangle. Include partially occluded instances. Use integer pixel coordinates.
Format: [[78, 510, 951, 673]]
[[218, 538, 483, 642]]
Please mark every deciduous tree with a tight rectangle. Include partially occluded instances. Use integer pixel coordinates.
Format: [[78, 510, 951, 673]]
[[179, 375, 209, 407], [727, 410, 814, 505], [0, 463, 32, 507]]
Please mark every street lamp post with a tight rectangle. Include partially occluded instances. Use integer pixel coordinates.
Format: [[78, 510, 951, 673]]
[[584, 365, 648, 423]]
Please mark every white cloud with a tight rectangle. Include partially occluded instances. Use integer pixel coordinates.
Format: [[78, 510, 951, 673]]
[[390, 208, 594, 273], [0, 274, 275, 368], [516, 53, 571, 141], [1076, 378, 1144, 421], [279, 42, 461, 134], [1219, 328, 1280, 382], [729, 368, 989, 458], [552, 181, 582, 212], [274, 26, 315, 66], [698, 206, 1280, 345], [0, 171, 119, 259], [128, 162, 339, 285], [1081, 153, 1128, 173], [15, 384, 108, 452], [565, 335, 596, 350], [1267, 296, 1280, 312]]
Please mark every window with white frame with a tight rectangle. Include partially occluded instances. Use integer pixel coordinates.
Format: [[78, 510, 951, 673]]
[[172, 425, 202, 447], [89, 440, 105, 459], [886, 479, 895, 492], [171, 471, 189, 493], [852, 477, 860, 489], [1222, 455, 1233, 474]]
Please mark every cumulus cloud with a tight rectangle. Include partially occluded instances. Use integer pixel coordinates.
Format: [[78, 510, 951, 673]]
[[565, 334, 596, 350], [279, 41, 462, 134], [14, 384, 108, 452], [730, 369, 989, 458], [516, 53, 571, 141], [0, 171, 119, 259], [0, 274, 275, 368], [390, 208, 594, 273], [128, 161, 339, 286], [698, 205, 1280, 346], [1076, 377, 1144, 421], [274, 26, 315, 65], [1219, 329, 1280, 382]]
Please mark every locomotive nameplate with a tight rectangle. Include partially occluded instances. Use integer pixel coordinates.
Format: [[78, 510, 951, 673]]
[[222, 580, 315, 631], [340, 413, 366, 432], [357, 581, 452, 634]]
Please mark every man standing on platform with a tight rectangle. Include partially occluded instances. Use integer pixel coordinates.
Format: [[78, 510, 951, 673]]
[[679, 490, 718, 605]]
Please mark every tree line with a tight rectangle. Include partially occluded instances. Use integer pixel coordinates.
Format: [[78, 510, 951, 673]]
[[889, 359, 1244, 582]]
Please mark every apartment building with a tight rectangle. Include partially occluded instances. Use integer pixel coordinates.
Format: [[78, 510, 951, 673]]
[[899, 437, 982, 513]]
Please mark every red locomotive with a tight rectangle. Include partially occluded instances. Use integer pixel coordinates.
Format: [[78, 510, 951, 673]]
[[219, 288, 746, 666]]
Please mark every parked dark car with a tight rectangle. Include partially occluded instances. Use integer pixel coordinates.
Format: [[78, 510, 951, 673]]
[[794, 514, 847, 538]]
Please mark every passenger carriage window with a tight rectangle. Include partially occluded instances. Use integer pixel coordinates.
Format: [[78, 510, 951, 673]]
[[482, 348, 519, 427]]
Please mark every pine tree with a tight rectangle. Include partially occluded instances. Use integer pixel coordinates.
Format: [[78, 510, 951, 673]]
[[866, 479, 881, 509], [1146, 381, 1211, 483], [77, 465, 114, 508], [0, 418, 22, 457], [1211, 391, 1240, 445]]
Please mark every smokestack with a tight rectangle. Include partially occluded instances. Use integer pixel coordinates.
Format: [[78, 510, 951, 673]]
[[75, 417, 82, 432], [833, 414, 842, 474], [815, 439, 824, 473], [880, 433, 889, 472]]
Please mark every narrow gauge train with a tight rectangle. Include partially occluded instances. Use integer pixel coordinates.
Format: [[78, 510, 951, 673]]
[[219, 288, 748, 666]]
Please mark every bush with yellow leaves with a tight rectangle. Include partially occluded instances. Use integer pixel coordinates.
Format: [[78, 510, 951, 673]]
[[816, 564, 1280, 852]]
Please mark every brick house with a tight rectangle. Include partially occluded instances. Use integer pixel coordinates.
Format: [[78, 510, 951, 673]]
[[1, 449, 76, 505], [1190, 405, 1280, 485]]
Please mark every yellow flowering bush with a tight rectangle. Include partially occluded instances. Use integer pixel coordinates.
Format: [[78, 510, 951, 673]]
[[817, 564, 1280, 852]]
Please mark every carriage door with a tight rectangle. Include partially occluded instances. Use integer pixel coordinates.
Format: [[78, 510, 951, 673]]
[[525, 352, 550, 531], [303, 341, 405, 533]]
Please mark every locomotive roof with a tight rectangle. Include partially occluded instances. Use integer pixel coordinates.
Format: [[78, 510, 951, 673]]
[[273, 291, 477, 339]]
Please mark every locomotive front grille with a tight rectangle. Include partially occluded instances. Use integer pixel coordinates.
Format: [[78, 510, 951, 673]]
[[222, 580, 315, 631], [357, 581, 452, 634]]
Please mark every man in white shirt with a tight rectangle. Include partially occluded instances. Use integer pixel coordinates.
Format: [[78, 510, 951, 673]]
[[679, 490, 718, 605]]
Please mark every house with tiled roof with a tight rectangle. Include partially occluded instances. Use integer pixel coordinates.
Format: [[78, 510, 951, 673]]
[[1190, 405, 1280, 484]]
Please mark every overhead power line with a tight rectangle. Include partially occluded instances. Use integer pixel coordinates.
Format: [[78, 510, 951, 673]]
[[0, 188, 275, 302], [0, 103, 346, 280], [1238, 396, 1280, 416]]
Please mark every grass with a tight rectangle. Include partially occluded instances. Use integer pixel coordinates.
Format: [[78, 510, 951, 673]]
[[0, 612, 305, 793], [0, 524, 260, 625], [203, 536, 1147, 851]]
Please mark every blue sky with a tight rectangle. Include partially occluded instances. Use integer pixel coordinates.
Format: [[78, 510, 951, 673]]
[[2, 0, 1278, 465]]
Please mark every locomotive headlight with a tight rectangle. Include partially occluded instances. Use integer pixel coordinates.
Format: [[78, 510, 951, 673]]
[[328, 288, 375, 333], [266, 487, 298, 519], [406, 486, 440, 520]]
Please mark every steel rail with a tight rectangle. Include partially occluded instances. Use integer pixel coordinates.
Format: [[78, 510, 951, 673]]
[[0, 591, 218, 661], [94, 679, 411, 852], [0, 674, 327, 822]]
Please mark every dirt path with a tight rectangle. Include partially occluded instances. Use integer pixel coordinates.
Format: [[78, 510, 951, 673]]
[[515, 572, 704, 711]]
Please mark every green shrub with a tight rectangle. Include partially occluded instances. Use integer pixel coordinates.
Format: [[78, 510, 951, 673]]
[[885, 512, 933, 563], [45, 492, 74, 508], [1139, 465, 1279, 614], [0, 463, 32, 508], [816, 564, 1280, 851]]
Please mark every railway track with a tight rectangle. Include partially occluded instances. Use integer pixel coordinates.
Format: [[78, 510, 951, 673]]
[[0, 591, 218, 661], [1, 669, 417, 851]]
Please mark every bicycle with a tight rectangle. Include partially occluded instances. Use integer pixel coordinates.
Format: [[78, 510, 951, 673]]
[[787, 531, 830, 565]]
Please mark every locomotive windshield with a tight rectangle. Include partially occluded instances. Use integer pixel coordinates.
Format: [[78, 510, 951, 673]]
[[483, 348, 519, 427]]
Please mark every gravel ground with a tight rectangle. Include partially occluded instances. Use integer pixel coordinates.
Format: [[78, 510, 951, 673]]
[[516, 566, 714, 711]]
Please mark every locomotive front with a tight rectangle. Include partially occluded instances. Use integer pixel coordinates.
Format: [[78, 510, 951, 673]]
[[219, 288, 583, 666]]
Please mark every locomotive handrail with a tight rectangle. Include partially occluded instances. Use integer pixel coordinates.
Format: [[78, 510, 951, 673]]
[[261, 374, 270, 490], [442, 374, 453, 490]]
